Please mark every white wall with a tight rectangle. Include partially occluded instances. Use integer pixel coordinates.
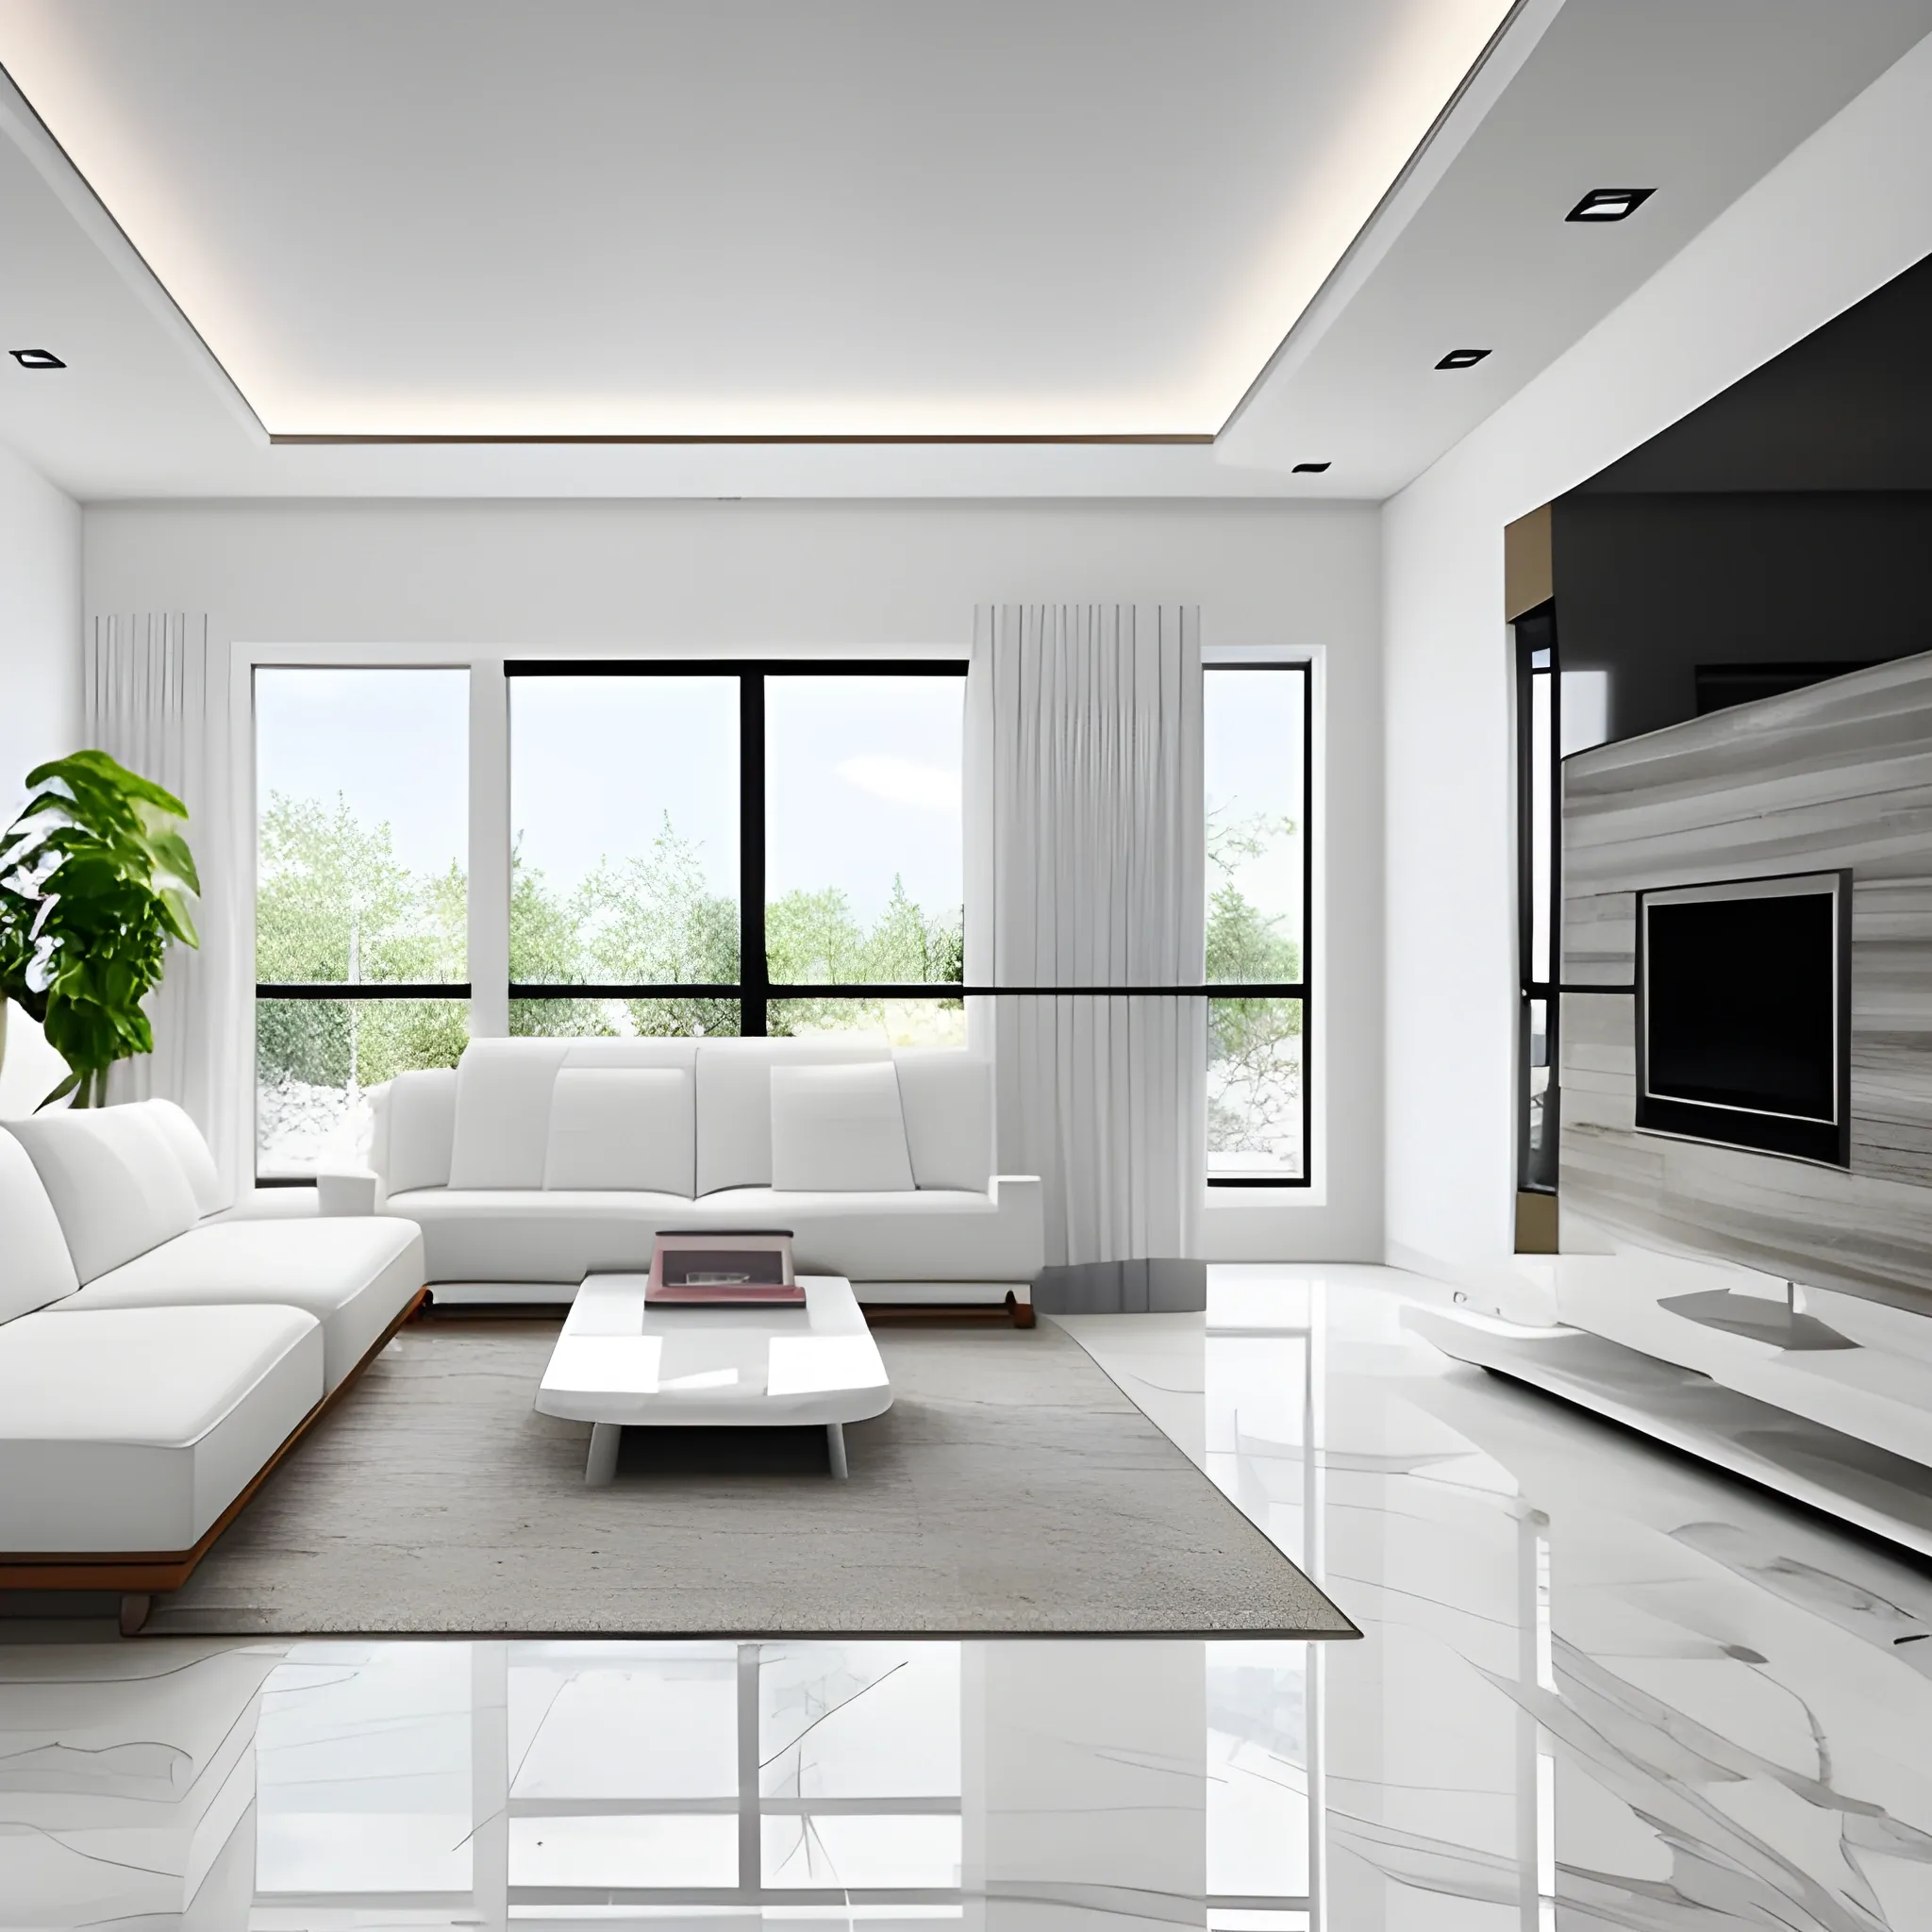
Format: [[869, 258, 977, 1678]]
[[0, 440, 80, 810], [0, 441, 81, 1117], [85, 496, 1384, 1259], [1382, 32, 1932, 1307]]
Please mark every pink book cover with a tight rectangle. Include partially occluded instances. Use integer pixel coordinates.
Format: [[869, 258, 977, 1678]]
[[646, 1230, 804, 1305]]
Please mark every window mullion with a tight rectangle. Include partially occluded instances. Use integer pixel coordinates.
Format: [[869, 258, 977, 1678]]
[[470, 655, 511, 1039], [740, 672, 768, 1037]]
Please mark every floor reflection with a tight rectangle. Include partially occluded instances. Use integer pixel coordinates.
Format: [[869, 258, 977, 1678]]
[[4, 1265, 1930, 1929], [1, 1636, 1299, 1929]]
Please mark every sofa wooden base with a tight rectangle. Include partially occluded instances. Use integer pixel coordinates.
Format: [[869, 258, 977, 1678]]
[[0, 1287, 427, 1632], [865, 1291, 1037, 1328], [420, 1291, 1040, 1327]]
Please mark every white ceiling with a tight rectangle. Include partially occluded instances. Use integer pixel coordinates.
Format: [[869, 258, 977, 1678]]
[[0, 0, 1513, 440], [1, 0, 1929, 499]]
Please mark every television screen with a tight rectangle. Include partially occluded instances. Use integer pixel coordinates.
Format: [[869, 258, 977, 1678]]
[[1637, 872, 1849, 1166]]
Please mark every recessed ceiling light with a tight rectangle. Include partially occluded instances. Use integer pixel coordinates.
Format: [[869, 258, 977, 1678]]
[[1436, 348, 1491, 371], [1292, 461, 1331, 474], [8, 348, 66, 370], [1566, 188, 1654, 224]]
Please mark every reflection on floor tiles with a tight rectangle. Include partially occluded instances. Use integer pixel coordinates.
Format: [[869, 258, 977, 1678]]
[[1069, 1267, 1932, 1930], [2, 1637, 1286, 1929], [3, 1265, 1928, 1928]]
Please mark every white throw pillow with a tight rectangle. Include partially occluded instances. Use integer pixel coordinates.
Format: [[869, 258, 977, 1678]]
[[3, 1107, 201, 1283], [543, 1067, 692, 1193], [769, 1062, 916, 1192], [138, 1098, 225, 1216], [0, 1131, 79, 1323]]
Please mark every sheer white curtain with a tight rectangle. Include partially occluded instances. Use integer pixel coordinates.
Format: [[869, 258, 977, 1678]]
[[967, 604, 1205, 1266], [87, 613, 238, 1194]]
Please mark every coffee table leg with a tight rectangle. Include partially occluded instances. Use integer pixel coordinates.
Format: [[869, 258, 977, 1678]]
[[826, 1422, 848, 1481], [586, 1422, 622, 1487]]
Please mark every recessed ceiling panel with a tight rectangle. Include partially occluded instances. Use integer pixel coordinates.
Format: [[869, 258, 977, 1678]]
[[0, 0, 1512, 439]]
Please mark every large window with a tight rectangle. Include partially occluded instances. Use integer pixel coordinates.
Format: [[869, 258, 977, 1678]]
[[254, 668, 471, 1179], [252, 656, 1320, 1187], [1515, 609, 1609, 1197], [1516, 614, 1558, 1193], [508, 662, 965, 1043], [1205, 662, 1310, 1186]]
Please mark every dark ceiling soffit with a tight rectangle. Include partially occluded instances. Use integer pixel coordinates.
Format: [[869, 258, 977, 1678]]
[[1213, 0, 1534, 441], [0, 58, 270, 441]]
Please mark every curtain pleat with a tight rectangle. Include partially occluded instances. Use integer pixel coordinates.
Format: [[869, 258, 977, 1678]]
[[969, 603, 1205, 1266], [86, 613, 236, 1201]]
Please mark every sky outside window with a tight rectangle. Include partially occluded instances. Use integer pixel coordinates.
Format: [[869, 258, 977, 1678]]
[[256, 667, 467, 883], [512, 675, 740, 901], [1205, 667, 1305, 957], [766, 675, 963, 930]]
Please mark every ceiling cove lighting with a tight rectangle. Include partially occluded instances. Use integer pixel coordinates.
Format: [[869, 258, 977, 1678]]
[[8, 348, 66, 369], [1436, 348, 1491, 371], [0, 1, 1520, 440], [1566, 187, 1655, 223], [1291, 461, 1331, 474]]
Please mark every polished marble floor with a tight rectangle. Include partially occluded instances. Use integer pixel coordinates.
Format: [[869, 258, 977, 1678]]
[[4, 1265, 1930, 1930]]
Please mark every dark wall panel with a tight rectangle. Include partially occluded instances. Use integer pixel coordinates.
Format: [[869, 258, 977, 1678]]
[[1551, 491, 1932, 744]]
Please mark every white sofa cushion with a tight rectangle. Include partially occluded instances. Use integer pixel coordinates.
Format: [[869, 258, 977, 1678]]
[[56, 1217, 425, 1392], [386, 1178, 1041, 1287], [893, 1050, 992, 1191], [448, 1038, 699, 1188], [137, 1098, 225, 1216], [695, 1037, 890, 1194], [447, 1037, 571, 1188], [770, 1062, 914, 1192], [381, 1068, 458, 1195], [4, 1107, 201, 1283], [544, 1067, 693, 1193], [0, 1304, 323, 1553], [0, 1132, 78, 1324]]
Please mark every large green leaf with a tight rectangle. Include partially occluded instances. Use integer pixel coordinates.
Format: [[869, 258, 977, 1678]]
[[27, 750, 188, 819], [1, 748, 200, 1105]]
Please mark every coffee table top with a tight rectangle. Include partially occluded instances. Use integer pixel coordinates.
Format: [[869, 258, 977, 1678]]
[[534, 1273, 892, 1429]]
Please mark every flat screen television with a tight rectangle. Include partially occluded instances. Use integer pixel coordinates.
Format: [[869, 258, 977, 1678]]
[[1635, 870, 1850, 1167]]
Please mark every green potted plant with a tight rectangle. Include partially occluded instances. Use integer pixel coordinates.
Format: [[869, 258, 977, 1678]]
[[0, 750, 200, 1108]]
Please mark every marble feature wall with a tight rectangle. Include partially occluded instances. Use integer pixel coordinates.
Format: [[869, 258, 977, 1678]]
[[1560, 652, 1932, 1310]]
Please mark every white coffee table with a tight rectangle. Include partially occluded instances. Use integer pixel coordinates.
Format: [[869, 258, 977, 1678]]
[[534, 1273, 891, 1485]]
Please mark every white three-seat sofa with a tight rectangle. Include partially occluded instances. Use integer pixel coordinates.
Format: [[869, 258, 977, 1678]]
[[0, 1100, 425, 1630], [326, 1036, 1043, 1319]]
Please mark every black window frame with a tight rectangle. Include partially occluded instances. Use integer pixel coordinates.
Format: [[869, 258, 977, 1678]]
[[503, 658, 971, 1035], [254, 656, 1317, 1190], [252, 663, 475, 1184], [1515, 605, 1559, 1193], [1203, 658, 1312, 1191]]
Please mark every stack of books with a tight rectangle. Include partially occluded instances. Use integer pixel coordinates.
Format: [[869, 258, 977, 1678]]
[[645, 1230, 804, 1305]]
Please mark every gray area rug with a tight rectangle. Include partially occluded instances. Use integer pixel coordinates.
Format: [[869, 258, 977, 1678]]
[[147, 1319, 1353, 1639]]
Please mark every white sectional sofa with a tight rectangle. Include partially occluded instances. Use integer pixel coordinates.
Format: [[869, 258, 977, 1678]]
[[336, 1037, 1043, 1317], [0, 1100, 425, 1629]]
